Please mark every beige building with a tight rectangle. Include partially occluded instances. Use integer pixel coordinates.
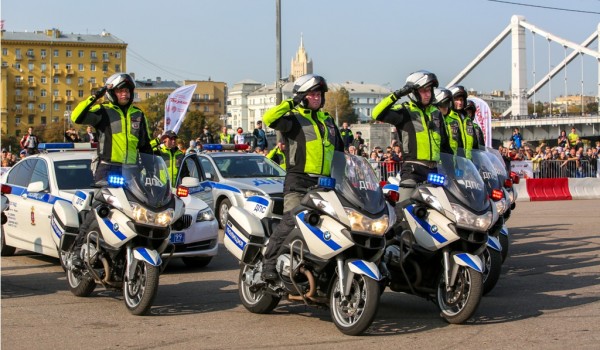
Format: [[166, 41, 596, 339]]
[[289, 35, 312, 82], [1, 28, 127, 137]]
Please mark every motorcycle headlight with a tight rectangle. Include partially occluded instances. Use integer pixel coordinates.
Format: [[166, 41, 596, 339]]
[[508, 189, 515, 204], [451, 203, 493, 231], [344, 207, 389, 236], [494, 198, 507, 215], [242, 189, 264, 198], [130, 202, 174, 227], [196, 208, 215, 222]]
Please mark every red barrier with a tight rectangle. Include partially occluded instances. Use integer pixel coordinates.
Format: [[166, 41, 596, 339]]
[[526, 178, 572, 201]]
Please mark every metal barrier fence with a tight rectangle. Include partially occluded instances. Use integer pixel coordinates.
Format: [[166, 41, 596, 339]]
[[532, 159, 598, 179], [369, 161, 402, 181]]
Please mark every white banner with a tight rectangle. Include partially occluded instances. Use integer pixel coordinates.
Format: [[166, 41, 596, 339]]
[[164, 84, 197, 134], [511, 160, 534, 179], [468, 96, 492, 148]]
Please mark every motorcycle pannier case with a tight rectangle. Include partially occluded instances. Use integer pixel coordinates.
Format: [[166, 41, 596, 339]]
[[223, 206, 265, 262]]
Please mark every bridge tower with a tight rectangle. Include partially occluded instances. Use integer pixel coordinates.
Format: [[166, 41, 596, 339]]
[[511, 15, 528, 117]]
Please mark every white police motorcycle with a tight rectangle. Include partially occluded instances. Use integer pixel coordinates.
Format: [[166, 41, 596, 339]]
[[224, 151, 395, 335], [52, 153, 185, 315], [381, 152, 496, 324]]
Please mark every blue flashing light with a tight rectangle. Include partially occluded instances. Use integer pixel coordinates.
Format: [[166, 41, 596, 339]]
[[318, 177, 336, 190], [202, 144, 249, 151], [38, 143, 75, 150], [107, 174, 125, 187], [427, 173, 446, 186], [202, 144, 223, 151]]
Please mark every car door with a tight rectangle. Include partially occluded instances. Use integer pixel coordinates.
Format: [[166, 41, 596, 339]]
[[176, 155, 214, 209], [26, 158, 56, 255], [3, 159, 37, 249]]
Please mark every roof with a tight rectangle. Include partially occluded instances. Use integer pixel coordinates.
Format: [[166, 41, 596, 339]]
[[2, 30, 126, 45], [135, 80, 181, 89]]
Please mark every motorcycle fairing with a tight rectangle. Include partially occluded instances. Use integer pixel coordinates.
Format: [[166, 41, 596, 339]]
[[296, 211, 353, 260], [347, 259, 382, 281], [96, 210, 136, 247], [452, 252, 483, 273], [404, 204, 459, 251], [500, 224, 509, 237], [486, 236, 502, 252]]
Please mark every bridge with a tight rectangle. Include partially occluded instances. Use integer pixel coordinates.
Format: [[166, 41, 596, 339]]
[[449, 15, 600, 144]]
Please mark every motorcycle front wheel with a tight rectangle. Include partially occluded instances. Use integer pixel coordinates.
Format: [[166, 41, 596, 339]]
[[482, 247, 502, 296], [499, 234, 509, 263], [437, 266, 483, 324], [123, 260, 160, 316], [330, 273, 380, 336], [238, 263, 280, 314]]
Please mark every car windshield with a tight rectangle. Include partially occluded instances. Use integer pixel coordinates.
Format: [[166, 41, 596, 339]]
[[54, 159, 94, 190], [330, 151, 385, 215], [213, 155, 286, 178]]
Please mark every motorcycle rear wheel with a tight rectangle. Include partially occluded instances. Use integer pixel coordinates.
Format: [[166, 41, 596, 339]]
[[330, 273, 380, 336], [238, 264, 280, 314], [437, 266, 483, 324], [482, 247, 502, 296], [123, 260, 160, 316], [66, 253, 96, 297]]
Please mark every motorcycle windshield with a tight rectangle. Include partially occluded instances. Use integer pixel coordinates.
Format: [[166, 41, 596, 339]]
[[121, 153, 173, 208], [330, 151, 385, 215], [470, 148, 500, 194], [484, 147, 509, 184], [437, 152, 489, 212]]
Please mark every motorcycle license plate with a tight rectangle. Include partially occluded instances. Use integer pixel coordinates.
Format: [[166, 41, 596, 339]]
[[170, 232, 185, 244]]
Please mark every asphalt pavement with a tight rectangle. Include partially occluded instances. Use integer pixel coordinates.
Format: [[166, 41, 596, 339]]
[[1, 200, 599, 349]]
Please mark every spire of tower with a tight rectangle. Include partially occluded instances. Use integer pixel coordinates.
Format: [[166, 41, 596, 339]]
[[300, 33, 304, 49]]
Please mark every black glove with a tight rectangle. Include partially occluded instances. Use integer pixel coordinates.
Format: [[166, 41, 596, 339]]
[[94, 86, 107, 99], [292, 91, 309, 107], [393, 82, 416, 99]]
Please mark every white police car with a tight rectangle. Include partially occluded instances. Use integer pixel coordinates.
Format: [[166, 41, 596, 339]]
[[0, 143, 218, 268], [184, 144, 285, 228]]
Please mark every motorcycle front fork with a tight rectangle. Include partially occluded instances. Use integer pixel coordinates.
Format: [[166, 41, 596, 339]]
[[442, 248, 460, 291]]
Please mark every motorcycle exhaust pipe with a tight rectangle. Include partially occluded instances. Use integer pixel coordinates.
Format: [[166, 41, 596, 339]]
[[288, 267, 317, 302]]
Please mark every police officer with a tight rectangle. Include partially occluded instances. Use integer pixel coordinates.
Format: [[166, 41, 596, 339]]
[[70, 73, 153, 265], [261, 74, 344, 281], [158, 130, 185, 184], [465, 99, 486, 149], [339, 122, 354, 151], [372, 70, 452, 200], [448, 85, 478, 155], [266, 141, 286, 170], [435, 88, 463, 156], [219, 126, 233, 144]]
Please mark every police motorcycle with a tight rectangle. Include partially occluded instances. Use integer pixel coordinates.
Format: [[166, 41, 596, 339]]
[[485, 147, 519, 263], [224, 151, 394, 336], [470, 148, 507, 295], [52, 153, 185, 315], [380, 152, 496, 324]]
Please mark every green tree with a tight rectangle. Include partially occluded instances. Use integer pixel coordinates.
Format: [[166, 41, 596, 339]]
[[137, 93, 169, 138], [323, 87, 358, 125]]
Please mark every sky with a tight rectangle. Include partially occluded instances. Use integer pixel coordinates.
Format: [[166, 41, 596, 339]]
[[2, 0, 600, 101]]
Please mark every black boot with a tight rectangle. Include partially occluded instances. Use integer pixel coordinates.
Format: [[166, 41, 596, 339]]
[[261, 264, 278, 282]]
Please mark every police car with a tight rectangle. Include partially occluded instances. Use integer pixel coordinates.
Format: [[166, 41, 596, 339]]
[[182, 144, 285, 228], [0, 143, 219, 268]]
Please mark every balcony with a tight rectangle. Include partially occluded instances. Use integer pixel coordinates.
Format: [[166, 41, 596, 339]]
[[28, 96, 38, 102], [90, 56, 98, 63], [14, 95, 23, 102], [90, 83, 100, 89], [26, 53, 35, 60], [14, 81, 24, 88], [53, 68, 63, 75], [52, 95, 63, 102], [103, 58, 110, 63], [28, 81, 38, 88], [14, 55, 22, 61], [27, 108, 37, 115], [65, 96, 75, 103], [66, 69, 74, 76], [15, 109, 23, 115], [191, 97, 220, 104]]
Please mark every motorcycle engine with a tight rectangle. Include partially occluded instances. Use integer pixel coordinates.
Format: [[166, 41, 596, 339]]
[[384, 244, 402, 265], [276, 254, 300, 278], [81, 244, 98, 264]]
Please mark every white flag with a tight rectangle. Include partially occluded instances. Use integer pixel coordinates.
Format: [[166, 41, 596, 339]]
[[468, 96, 492, 148], [164, 84, 197, 134]]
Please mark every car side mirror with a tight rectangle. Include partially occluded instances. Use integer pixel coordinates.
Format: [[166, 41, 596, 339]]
[[205, 172, 213, 180], [27, 181, 47, 193], [181, 176, 200, 187]]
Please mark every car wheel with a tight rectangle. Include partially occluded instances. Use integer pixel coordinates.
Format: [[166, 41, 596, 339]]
[[1, 225, 16, 257], [182, 256, 212, 268], [217, 198, 231, 229]]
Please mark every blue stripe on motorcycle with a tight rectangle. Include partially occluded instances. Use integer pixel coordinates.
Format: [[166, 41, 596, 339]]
[[350, 260, 379, 280], [101, 217, 127, 241], [382, 184, 399, 192], [74, 190, 87, 200], [225, 223, 246, 250], [500, 226, 508, 236], [50, 217, 62, 239], [407, 204, 448, 244], [455, 253, 483, 272], [297, 211, 341, 251], [487, 237, 502, 251], [136, 248, 161, 266]]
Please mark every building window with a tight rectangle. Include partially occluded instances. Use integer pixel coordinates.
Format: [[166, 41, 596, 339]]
[[14, 62, 21, 70], [41, 116, 47, 125], [66, 105, 72, 112], [15, 48, 21, 58], [78, 77, 84, 86], [40, 103, 47, 111], [90, 64, 96, 71], [53, 49, 59, 57], [78, 50, 84, 58], [41, 63, 47, 72], [2, 48, 7, 55], [51, 116, 59, 123], [204, 106, 209, 112], [115, 51, 121, 59], [66, 90, 72, 97], [66, 77, 72, 85], [27, 63, 34, 71], [27, 49, 34, 57], [115, 64, 120, 72], [89, 77, 96, 83], [66, 63, 72, 70], [28, 76, 34, 83], [41, 89, 47, 97], [28, 115, 35, 124], [78, 90, 84, 97], [15, 118, 21, 126], [204, 94, 210, 100], [53, 63, 59, 70], [54, 103, 59, 111], [53, 77, 59, 84], [41, 49, 46, 58], [102, 64, 108, 72], [41, 76, 47, 84], [78, 63, 84, 71], [66, 50, 72, 57], [102, 52, 109, 60], [145, 93, 150, 98], [90, 51, 97, 59]]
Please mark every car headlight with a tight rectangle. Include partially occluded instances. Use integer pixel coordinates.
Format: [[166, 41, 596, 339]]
[[242, 189, 264, 198], [344, 207, 389, 236], [451, 203, 493, 231], [130, 202, 174, 227], [196, 208, 215, 222]]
